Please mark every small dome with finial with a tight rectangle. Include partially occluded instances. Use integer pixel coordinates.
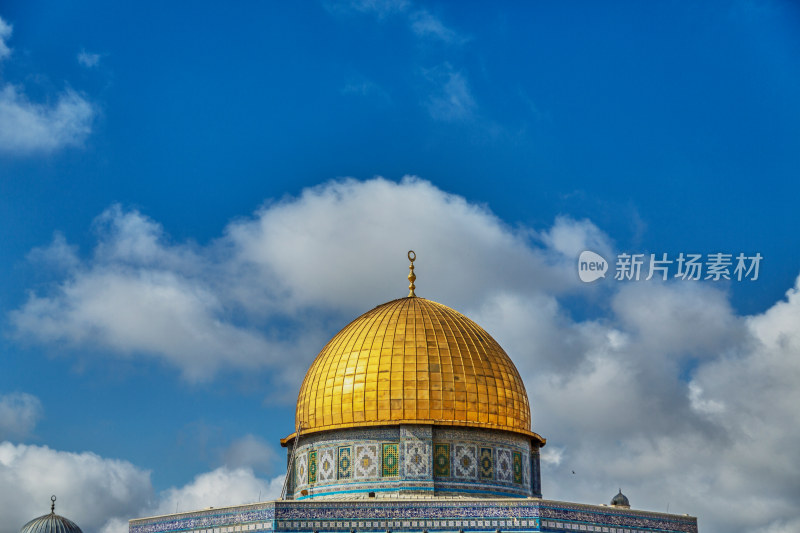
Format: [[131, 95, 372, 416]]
[[19, 496, 83, 533], [611, 489, 630, 508]]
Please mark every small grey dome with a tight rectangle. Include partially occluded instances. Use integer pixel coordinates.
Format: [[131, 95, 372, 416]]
[[611, 489, 630, 508], [20, 496, 83, 533]]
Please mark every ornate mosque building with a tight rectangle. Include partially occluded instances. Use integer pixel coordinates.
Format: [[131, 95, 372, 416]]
[[126, 253, 698, 533]]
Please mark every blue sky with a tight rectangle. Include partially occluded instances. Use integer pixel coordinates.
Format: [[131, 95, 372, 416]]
[[1, 2, 799, 533]]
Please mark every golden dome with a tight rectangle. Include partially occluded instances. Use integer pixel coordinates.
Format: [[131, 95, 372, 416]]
[[293, 296, 543, 443]]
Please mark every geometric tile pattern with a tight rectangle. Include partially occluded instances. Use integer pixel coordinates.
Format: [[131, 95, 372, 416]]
[[433, 443, 450, 477], [381, 443, 399, 477], [403, 441, 430, 479], [318, 448, 335, 482], [453, 444, 477, 479], [337, 446, 352, 479], [308, 450, 317, 484], [130, 499, 699, 533], [496, 448, 512, 482], [479, 447, 493, 480], [289, 426, 537, 499], [295, 452, 308, 487], [354, 444, 379, 479], [512, 451, 523, 484]]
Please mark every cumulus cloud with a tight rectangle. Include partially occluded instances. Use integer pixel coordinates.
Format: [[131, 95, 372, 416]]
[[223, 177, 571, 312], [10, 177, 800, 532], [0, 393, 42, 440], [474, 268, 800, 532], [541, 215, 614, 261], [10, 178, 577, 384], [152, 467, 283, 517], [0, 16, 96, 155], [0, 440, 284, 533], [0, 16, 11, 60], [99, 467, 284, 533], [0, 442, 152, 533], [26, 232, 80, 271], [222, 434, 281, 476], [0, 84, 95, 154]]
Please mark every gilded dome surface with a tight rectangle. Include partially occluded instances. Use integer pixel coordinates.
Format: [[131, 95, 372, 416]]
[[295, 296, 541, 441]]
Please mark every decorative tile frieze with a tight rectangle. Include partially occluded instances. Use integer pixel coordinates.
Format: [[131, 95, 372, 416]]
[[479, 447, 493, 480], [382, 443, 399, 477], [295, 453, 307, 487], [318, 447, 335, 482], [308, 450, 317, 484], [403, 440, 430, 479], [512, 450, 523, 484], [433, 442, 450, 477], [453, 444, 477, 479], [337, 446, 352, 479], [354, 443, 379, 479], [129, 498, 698, 533], [496, 448, 512, 482]]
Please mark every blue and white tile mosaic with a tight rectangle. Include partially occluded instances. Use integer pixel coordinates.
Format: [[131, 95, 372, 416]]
[[290, 424, 538, 499], [403, 440, 430, 479], [130, 498, 697, 533], [295, 453, 307, 488], [453, 444, 477, 479], [318, 447, 335, 482], [496, 448, 512, 482], [354, 443, 379, 479]]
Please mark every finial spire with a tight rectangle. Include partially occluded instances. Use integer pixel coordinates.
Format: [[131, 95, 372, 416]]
[[407, 250, 416, 297], [51, 495, 56, 514]]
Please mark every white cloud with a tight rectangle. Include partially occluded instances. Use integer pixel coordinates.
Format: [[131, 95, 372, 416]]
[[11, 178, 575, 384], [0, 440, 284, 533], [0, 16, 96, 155], [151, 467, 283, 518], [224, 177, 571, 312], [0, 85, 95, 154], [0, 16, 11, 60], [541, 215, 614, 260], [10, 177, 800, 532], [221, 434, 281, 475], [26, 232, 80, 271], [100, 467, 284, 533], [423, 64, 475, 121], [0, 442, 152, 533], [409, 9, 463, 44], [99, 466, 283, 533], [0, 393, 42, 440], [474, 275, 800, 533], [77, 50, 100, 68], [11, 268, 278, 382]]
